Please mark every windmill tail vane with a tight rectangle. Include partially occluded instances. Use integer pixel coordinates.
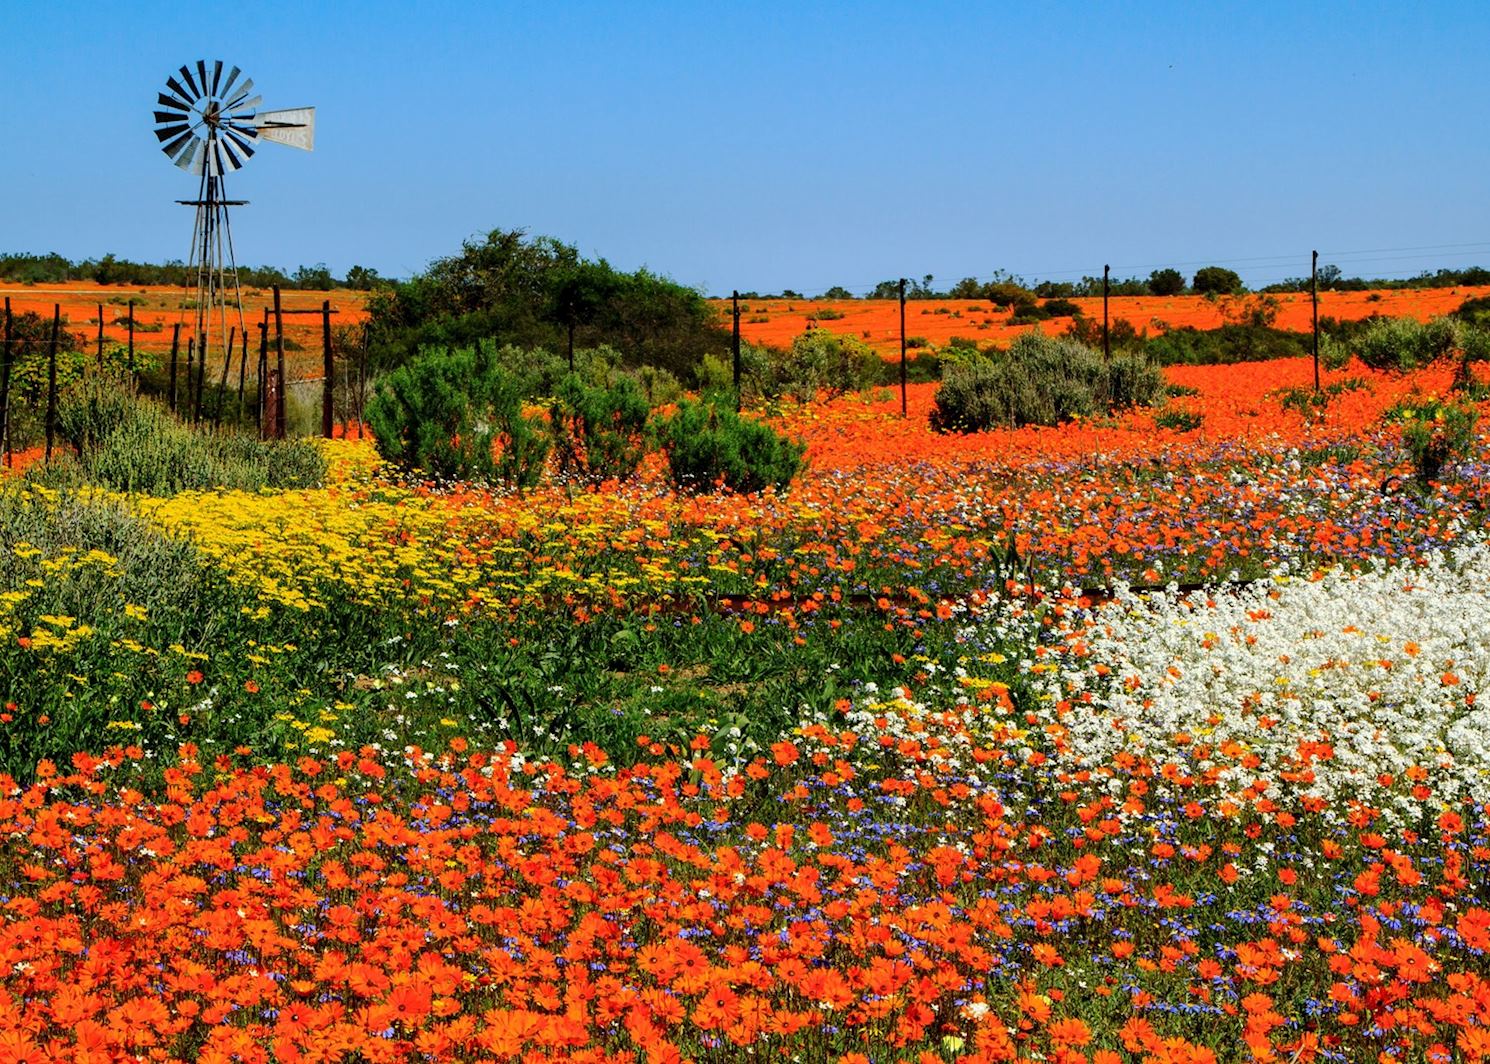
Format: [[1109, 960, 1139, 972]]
[[153, 60, 314, 436]]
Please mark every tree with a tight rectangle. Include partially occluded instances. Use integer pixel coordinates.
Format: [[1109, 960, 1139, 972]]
[[1317, 264, 1342, 288], [344, 265, 385, 290], [292, 263, 335, 291], [364, 228, 727, 381], [1192, 266, 1244, 296], [819, 286, 854, 299], [1148, 268, 1186, 296]]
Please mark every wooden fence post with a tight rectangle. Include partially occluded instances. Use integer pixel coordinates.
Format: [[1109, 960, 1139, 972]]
[[45, 305, 59, 462], [237, 329, 249, 426], [0, 299, 12, 468], [214, 326, 235, 426], [898, 278, 908, 418], [96, 303, 104, 367], [322, 299, 334, 438], [256, 318, 268, 437], [167, 323, 181, 411], [185, 337, 195, 420], [273, 285, 286, 439], [127, 301, 135, 374]]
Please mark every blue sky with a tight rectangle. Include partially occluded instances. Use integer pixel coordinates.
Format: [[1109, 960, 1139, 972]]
[[3, 1, 1488, 293]]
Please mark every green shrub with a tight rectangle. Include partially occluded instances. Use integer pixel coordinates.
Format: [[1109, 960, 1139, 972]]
[[1154, 407, 1204, 432], [930, 333, 1163, 433], [1041, 298, 1081, 318], [1453, 295, 1490, 327], [549, 374, 652, 486], [1353, 316, 1458, 373], [1384, 395, 1480, 484], [1148, 268, 1186, 296], [38, 379, 326, 495], [1145, 324, 1309, 365], [365, 342, 549, 487], [752, 331, 880, 404], [1192, 266, 1243, 295], [657, 399, 804, 494]]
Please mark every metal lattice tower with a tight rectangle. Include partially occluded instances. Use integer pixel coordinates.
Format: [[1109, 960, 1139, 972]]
[[153, 61, 314, 409]]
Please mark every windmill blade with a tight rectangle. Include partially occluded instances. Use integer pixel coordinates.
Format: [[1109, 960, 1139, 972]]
[[196, 61, 211, 99], [224, 79, 255, 108], [166, 76, 197, 104], [179, 64, 201, 98], [254, 107, 315, 151], [158, 91, 193, 113], [174, 138, 203, 172], [155, 122, 192, 143], [161, 130, 197, 159], [210, 60, 224, 96], [154, 110, 189, 126], [220, 65, 242, 99], [223, 95, 262, 120], [224, 129, 258, 161]]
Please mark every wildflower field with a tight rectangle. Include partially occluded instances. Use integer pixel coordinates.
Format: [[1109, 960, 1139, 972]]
[[1, 353, 1489, 1064]]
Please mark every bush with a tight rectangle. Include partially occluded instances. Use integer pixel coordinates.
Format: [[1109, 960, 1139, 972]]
[[41, 378, 325, 496], [548, 374, 652, 486], [1454, 295, 1490, 328], [656, 399, 805, 494], [1144, 324, 1309, 366], [1193, 266, 1244, 295], [1154, 407, 1204, 432], [752, 331, 880, 404], [1353, 316, 1459, 374], [1148, 268, 1186, 296], [930, 333, 1163, 433], [365, 342, 550, 487], [1041, 298, 1081, 318], [1384, 396, 1480, 484]]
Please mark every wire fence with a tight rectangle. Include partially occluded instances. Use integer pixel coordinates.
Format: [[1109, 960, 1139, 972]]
[[0, 286, 373, 466]]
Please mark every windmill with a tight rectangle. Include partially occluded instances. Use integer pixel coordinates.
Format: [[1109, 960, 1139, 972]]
[[153, 60, 313, 426]]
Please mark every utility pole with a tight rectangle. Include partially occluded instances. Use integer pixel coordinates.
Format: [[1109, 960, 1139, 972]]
[[899, 278, 908, 418], [127, 301, 135, 375], [1311, 250, 1320, 392], [96, 303, 104, 367], [732, 290, 741, 412], [1102, 264, 1111, 361]]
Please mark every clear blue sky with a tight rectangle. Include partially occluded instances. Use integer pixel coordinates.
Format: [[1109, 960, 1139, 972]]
[[4, 1, 1488, 294]]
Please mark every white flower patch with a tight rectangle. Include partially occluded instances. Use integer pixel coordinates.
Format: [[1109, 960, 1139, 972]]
[[1034, 540, 1490, 813]]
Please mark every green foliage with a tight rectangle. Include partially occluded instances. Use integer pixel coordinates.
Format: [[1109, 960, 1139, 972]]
[[1064, 315, 1146, 353], [1040, 298, 1081, 318], [292, 263, 335, 291], [751, 331, 880, 404], [1384, 395, 1480, 484], [1352, 316, 1458, 374], [1148, 268, 1187, 296], [365, 343, 550, 487], [930, 333, 1163, 433], [807, 307, 845, 321], [1144, 324, 1309, 366], [365, 228, 726, 381], [37, 378, 325, 495], [548, 374, 652, 486], [1154, 407, 1204, 432], [657, 398, 805, 494], [1192, 266, 1244, 296], [1454, 294, 1490, 327], [819, 286, 854, 300]]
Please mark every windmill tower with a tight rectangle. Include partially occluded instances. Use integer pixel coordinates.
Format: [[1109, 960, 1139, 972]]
[[153, 61, 314, 426]]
